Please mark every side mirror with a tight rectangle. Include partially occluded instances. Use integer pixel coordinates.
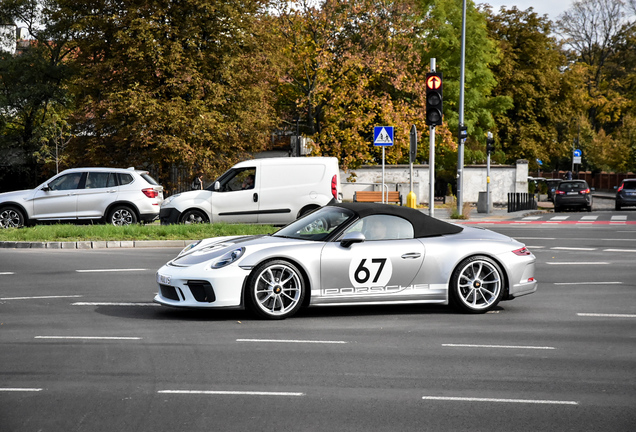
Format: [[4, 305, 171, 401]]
[[41, 185, 50, 192], [213, 181, 220, 191], [340, 231, 365, 248]]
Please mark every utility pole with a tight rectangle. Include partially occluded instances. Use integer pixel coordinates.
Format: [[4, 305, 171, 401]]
[[457, 0, 467, 215]]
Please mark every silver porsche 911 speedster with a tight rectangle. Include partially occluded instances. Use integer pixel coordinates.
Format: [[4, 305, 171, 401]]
[[154, 202, 537, 319]]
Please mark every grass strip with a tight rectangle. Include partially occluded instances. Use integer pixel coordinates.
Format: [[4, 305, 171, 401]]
[[0, 223, 276, 242]]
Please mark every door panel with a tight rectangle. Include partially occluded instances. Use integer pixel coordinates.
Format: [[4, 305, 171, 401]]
[[317, 239, 425, 304]]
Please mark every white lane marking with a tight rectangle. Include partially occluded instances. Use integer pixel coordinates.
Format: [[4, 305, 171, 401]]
[[581, 216, 598, 220], [513, 237, 557, 240], [237, 339, 347, 344], [35, 336, 141, 340], [0, 388, 43, 392], [76, 268, 147, 273], [521, 216, 541, 221], [551, 247, 597, 251], [550, 216, 570, 221], [158, 390, 305, 397], [0, 272, 15, 275], [578, 313, 636, 318], [546, 262, 608, 265], [611, 215, 627, 221], [526, 246, 545, 249], [72, 302, 160, 306], [1, 295, 83, 301], [442, 344, 555, 350], [554, 282, 622, 285], [422, 396, 578, 405], [603, 249, 636, 253]]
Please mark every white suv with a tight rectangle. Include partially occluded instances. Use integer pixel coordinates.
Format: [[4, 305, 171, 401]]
[[0, 167, 163, 228]]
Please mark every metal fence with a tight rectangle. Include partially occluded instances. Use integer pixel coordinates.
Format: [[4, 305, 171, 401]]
[[507, 193, 537, 213]]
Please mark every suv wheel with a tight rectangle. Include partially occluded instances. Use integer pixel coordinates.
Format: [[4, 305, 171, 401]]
[[108, 206, 137, 226], [0, 206, 26, 228]]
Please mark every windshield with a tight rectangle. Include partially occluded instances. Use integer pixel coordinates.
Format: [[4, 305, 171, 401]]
[[273, 206, 355, 241]]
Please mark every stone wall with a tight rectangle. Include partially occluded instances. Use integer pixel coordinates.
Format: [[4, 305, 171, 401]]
[[341, 160, 528, 205]]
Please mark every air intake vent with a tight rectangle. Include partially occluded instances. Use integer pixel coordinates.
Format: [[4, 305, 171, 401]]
[[186, 280, 216, 303], [159, 284, 180, 301]]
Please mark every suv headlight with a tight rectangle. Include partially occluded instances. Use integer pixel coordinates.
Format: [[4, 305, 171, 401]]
[[210, 247, 245, 269]]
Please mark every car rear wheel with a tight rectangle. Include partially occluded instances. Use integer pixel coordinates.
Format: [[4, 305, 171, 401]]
[[108, 206, 137, 226], [449, 255, 504, 314], [247, 260, 305, 320], [180, 209, 209, 224], [615, 202, 622, 211], [0, 206, 25, 228]]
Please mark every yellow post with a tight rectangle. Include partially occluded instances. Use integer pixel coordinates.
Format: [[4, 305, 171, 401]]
[[406, 191, 417, 208]]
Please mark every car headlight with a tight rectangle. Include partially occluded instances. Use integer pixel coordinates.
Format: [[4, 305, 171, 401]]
[[210, 247, 245, 269], [162, 194, 180, 206], [179, 240, 202, 256]]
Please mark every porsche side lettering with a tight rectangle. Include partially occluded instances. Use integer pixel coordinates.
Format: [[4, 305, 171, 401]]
[[323, 284, 430, 296]]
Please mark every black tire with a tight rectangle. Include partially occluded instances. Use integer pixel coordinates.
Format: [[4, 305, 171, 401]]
[[246, 260, 306, 320], [180, 209, 209, 224], [615, 203, 621, 211], [586, 205, 592, 212], [0, 206, 26, 228], [554, 206, 561, 213], [449, 255, 504, 314], [108, 206, 137, 226]]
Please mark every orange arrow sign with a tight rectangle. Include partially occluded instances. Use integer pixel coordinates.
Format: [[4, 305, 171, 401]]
[[427, 75, 442, 90]]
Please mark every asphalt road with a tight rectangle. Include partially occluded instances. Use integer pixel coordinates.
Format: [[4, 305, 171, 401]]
[[1, 219, 635, 432]]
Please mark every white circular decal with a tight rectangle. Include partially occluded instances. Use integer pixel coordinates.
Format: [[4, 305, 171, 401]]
[[348, 256, 393, 288]]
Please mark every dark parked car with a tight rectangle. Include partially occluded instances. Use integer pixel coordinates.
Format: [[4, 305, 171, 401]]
[[554, 180, 593, 212], [615, 179, 636, 210]]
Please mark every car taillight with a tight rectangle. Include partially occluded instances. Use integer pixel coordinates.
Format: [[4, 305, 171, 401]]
[[512, 247, 532, 256], [142, 188, 159, 198], [617, 184, 624, 192], [555, 190, 565, 195], [331, 175, 338, 199], [580, 188, 590, 194]]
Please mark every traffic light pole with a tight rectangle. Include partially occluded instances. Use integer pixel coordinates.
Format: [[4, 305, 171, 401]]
[[457, 0, 467, 216], [429, 58, 436, 217]]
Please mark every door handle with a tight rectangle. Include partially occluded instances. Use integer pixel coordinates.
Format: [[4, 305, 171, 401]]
[[253, 193, 258, 202], [401, 252, 421, 259]]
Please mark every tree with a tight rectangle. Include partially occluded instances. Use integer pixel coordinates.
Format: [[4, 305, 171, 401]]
[[63, 0, 278, 188], [0, 0, 76, 188], [486, 6, 588, 172], [272, 0, 431, 172]]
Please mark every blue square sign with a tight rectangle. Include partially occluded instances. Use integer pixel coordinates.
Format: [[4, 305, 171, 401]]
[[374, 126, 394, 146]]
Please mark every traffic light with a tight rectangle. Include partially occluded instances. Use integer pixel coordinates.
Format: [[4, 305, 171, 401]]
[[486, 132, 495, 154], [425, 72, 443, 126]]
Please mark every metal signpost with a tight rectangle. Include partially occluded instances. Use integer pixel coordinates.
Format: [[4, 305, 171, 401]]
[[373, 126, 394, 203], [408, 125, 418, 208]]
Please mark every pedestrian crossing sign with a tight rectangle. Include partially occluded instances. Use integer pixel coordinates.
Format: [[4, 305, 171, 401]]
[[374, 126, 394, 146]]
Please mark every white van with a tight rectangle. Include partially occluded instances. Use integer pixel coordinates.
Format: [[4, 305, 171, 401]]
[[160, 157, 341, 225]]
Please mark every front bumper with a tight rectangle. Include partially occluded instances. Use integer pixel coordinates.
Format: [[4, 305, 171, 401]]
[[159, 207, 181, 225], [154, 263, 250, 309]]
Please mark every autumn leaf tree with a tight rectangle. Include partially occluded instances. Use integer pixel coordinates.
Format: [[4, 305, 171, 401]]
[[63, 0, 278, 189]]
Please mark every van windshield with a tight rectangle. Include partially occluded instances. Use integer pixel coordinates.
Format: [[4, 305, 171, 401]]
[[273, 207, 355, 241]]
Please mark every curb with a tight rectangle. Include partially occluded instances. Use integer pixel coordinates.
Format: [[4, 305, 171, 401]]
[[0, 239, 196, 250]]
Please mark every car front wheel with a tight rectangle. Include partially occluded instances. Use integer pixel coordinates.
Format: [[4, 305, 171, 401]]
[[0, 206, 25, 228], [180, 209, 209, 224], [247, 260, 305, 320], [449, 255, 504, 314], [108, 206, 137, 226]]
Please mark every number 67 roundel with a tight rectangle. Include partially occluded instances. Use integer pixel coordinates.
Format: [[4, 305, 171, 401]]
[[348, 257, 393, 288]]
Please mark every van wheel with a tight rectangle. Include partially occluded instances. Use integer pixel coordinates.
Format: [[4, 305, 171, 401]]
[[180, 209, 209, 224], [108, 206, 137, 226], [0, 206, 26, 228]]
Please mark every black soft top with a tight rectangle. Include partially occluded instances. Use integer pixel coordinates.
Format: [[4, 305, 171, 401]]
[[329, 202, 463, 238]]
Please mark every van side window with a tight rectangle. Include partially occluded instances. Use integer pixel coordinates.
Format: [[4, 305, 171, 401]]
[[219, 168, 256, 192]]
